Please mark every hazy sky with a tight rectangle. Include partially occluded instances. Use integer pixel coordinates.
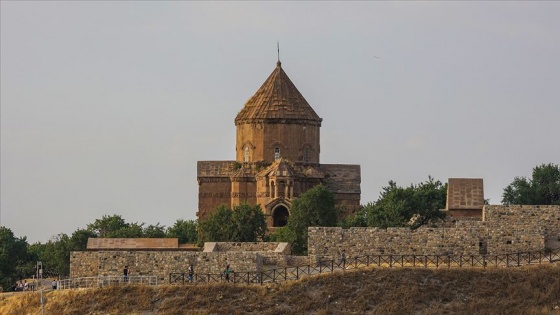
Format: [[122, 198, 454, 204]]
[[1, 2, 559, 243]]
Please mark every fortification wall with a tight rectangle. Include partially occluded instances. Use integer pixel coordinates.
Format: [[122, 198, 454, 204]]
[[308, 205, 556, 261], [70, 206, 559, 280], [484, 205, 560, 241], [70, 251, 262, 283]]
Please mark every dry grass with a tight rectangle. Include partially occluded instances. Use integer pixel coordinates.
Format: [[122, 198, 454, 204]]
[[2, 264, 560, 314]]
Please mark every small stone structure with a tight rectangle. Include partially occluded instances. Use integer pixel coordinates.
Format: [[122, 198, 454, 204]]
[[445, 178, 484, 218]]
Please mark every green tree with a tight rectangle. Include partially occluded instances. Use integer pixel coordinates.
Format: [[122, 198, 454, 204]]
[[198, 204, 267, 243], [143, 223, 166, 238], [166, 219, 198, 244], [502, 163, 560, 205], [410, 178, 448, 228], [31, 234, 71, 277], [86, 215, 144, 238], [343, 177, 447, 229], [0, 227, 29, 290], [231, 204, 267, 242], [69, 229, 97, 251], [274, 184, 338, 255]]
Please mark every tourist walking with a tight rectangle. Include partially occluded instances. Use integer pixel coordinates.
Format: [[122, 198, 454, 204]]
[[224, 264, 232, 282], [123, 265, 129, 283], [339, 249, 346, 268], [188, 264, 194, 283]]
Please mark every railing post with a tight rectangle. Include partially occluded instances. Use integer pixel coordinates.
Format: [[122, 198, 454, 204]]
[[436, 255, 439, 268], [296, 267, 299, 280], [260, 272, 263, 285], [331, 260, 334, 273], [367, 255, 370, 267], [390, 255, 393, 268]]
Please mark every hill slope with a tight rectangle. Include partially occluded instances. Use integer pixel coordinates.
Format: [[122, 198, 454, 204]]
[[2, 265, 560, 314]]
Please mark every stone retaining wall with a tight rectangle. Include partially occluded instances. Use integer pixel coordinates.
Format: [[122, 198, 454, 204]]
[[484, 205, 560, 241], [70, 251, 262, 283], [261, 254, 312, 267], [71, 206, 559, 280], [204, 242, 289, 254], [308, 205, 558, 261]]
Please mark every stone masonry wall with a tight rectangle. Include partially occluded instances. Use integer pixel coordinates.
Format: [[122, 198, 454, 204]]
[[70, 251, 262, 284], [207, 242, 288, 253], [71, 206, 559, 280], [484, 205, 560, 242], [308, 205, 556, 261]]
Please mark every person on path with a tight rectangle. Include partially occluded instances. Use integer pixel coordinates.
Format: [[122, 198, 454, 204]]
[[188, 264, 194, 283], [340, 249, 346, 268], [51, 279, 57, 290], [123, 266, 129, 283], [224, 264, 232, 282]]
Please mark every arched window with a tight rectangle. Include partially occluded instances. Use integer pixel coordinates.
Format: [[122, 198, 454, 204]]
[[274, 147, 280, 160], [243, 146, 250, 162], [303, 147, 311, 162]]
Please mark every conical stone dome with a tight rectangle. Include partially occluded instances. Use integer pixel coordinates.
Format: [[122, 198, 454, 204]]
[[235, 61, 322, 126]]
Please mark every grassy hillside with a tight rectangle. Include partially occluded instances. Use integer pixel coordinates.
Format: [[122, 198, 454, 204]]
[[1, 264, 559, 315]]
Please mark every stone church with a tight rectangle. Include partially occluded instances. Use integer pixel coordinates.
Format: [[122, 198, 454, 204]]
[[197, 60, 361, 228]]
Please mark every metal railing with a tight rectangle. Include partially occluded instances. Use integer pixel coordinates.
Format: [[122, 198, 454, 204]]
[[57, 248, 560, 289], [169, 247, 560, 286], [57, 275, 157, 290]]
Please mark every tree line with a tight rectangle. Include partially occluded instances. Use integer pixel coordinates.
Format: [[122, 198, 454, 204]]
[[1, 163, 558, 291]]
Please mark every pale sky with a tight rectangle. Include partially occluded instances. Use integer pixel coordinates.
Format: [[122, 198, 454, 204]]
[[1, 1, 559, 243]]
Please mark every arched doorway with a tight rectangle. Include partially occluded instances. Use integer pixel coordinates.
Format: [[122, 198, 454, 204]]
[[272, 205, 289, 227]]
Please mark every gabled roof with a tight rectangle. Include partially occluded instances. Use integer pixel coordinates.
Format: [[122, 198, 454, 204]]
[[235, 61, 322, 125], [258, 158, 295, 178], [256, 158, 325, 180]]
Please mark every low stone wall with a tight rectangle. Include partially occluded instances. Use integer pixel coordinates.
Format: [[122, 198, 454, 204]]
[[308, 225, 543, 261], [204, 242, 290, 254], [70, 206, 559, 280], [70, 250, 262, 284], [308, 205, 557, 260], [484, 205, 560, 241], [261, 254, 312, 267]]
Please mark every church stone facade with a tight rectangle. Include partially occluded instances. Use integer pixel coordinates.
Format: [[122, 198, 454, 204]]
[[197, 61, 361, 227]]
